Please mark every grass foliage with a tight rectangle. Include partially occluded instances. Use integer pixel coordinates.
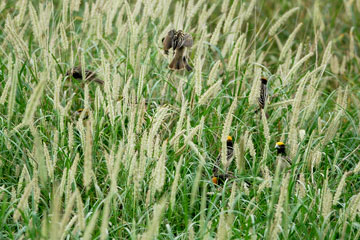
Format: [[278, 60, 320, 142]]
[[1, 0, 360, 239]]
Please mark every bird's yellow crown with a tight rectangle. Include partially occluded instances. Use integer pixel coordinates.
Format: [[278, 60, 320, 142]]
[[276, 142, 285, 146], [227, 136, 233, 141]]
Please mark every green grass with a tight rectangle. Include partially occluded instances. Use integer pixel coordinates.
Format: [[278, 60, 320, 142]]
[[1, 0, 360, 239]]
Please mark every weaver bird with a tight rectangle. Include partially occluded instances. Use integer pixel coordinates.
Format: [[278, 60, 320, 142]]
[[212, 174, 252, 188], [162, 29, 176, 55], [212, 174, 234, 185], [171, 30, 193, 51], [169, 47, 192, 71], [255, 78, 268, 114], [211, 136, 234, 185], [66, 66, 104, 85], [168, 30, 193, 71], [74, 108, 89, 120], [275, 141, 291, 170]]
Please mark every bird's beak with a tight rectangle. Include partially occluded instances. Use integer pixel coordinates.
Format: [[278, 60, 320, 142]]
[[275, 144, 280, 149]]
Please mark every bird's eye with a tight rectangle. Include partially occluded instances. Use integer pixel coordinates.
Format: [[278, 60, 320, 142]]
[[162, 38, 164, 43]]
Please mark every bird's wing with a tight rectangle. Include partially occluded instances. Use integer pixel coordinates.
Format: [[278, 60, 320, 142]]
[[84, 69, 97, 80], [163, 35, 173, 50], [182, 34, 193, 48]]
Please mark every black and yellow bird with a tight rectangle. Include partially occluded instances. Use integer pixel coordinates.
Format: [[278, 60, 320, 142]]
[[275, 141, 286, 155], [66, 66, 104, 85], [212, 174, 234, 185], [275, 141, 292, 169], [212, 136, 234, 185]]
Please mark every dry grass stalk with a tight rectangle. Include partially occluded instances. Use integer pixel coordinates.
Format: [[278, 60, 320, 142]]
[[13, 179, 34, 221], [83, 120, 93, 190], [270, 173, 290, 239], [151, 140, 168, 195], [333, 171, 350, 206], [83, 208, 100, 240], [269, 7, 299, 36], [141, 197, 168, 240], [170, 156, 184, 209]]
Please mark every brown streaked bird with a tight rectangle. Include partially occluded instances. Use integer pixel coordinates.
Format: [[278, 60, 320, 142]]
[[255, 77, 268, 114], [171, 30, 193, 51], [258, 78, 268, 109], [183, 56, 192, 71], [162, 29, 176, 55], [169, 47, 192, 71], [66, 66, 104, 85], [168, 30, 193, 71]]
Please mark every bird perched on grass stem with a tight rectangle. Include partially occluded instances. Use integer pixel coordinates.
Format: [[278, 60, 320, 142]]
[[169, 47, 192, 71], [162, 30, 193, 71], [212, 136, 234, 185], [275, 141, 292, 170], [171, 30, 193, 51], [66, 66, 104, 85], [212, 173, 233, 185], [162, 29, 176, 55], [255, 77, 268, 114]]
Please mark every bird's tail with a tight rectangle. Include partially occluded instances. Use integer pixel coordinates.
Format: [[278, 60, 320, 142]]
[[184, 56, 192, 71], [169, 56, 186, 70], [255, 108, 269, 119]]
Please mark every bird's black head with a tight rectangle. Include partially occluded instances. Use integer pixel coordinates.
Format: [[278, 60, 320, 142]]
[[226, 136, 233, 148], [66, 67, 82, 79], [212, 174, 229, 185], [261, 78, 268, 84], [72, 71, 82, 79]]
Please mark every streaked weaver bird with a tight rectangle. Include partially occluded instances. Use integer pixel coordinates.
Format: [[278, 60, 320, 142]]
[[162, 29, 176, 55], [275, 141, 292, 170], [212, 136, 234, 185], [255, 77, 268, 115], [168, 30, 193, 71], [171, 30, 193, 51], [66, 66, 104, 85]]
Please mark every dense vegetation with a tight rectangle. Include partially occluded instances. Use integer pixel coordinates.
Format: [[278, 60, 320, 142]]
[[0, 0, 360, 239]]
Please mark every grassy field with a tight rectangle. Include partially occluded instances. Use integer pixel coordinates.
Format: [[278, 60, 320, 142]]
[[1, 0, 360, 239]]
